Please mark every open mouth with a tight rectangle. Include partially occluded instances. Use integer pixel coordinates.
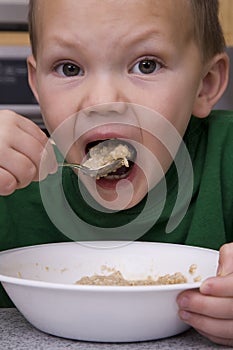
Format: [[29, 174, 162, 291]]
[[84, 139, 137, 180]]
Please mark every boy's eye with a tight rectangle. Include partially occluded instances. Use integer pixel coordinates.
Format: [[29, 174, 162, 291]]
[[55, 63, 84, 77], [130, 59, 162, 75]]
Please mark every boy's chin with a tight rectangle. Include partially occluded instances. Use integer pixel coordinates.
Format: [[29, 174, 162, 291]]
[[81, 176, 146, 211]]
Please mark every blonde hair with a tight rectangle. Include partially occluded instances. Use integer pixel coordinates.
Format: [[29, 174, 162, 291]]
[[28, 0, 226, 60], [189, 0, 226, 61]]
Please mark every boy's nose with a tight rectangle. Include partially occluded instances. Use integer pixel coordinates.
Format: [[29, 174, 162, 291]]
[[85, 101, 128, 117], [80, 75, 129, 115]]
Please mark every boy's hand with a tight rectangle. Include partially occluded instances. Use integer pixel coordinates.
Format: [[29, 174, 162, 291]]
[[0, 110, 57, 196], [177, 243, 233, 346]]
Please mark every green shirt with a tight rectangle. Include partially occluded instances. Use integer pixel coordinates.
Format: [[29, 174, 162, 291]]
[[0, 110, 233, 306]]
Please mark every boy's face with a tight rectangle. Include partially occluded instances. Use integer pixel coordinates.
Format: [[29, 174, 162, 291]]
[[29, 0, 206, 210]]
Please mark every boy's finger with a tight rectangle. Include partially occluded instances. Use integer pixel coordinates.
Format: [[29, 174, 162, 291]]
[[0, 168, 18, 196], [217, 243, 233, 277], [10, 128, 57, 175], [200, 274, 233, 297], [17, 116, 49, 147], [199, 243, 233, 297], [19, 119, 58, 174], [0, 148, 37, 186]]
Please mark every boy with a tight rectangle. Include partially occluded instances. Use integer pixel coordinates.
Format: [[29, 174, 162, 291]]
[[0, 0, 233, 345]]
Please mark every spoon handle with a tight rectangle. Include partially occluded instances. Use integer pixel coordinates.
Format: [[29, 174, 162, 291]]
[[58, 163, 94, 175]]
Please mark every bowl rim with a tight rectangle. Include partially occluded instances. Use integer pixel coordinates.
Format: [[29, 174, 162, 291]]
[[0, 241, 218, 292], [0, 274, 202, 292]]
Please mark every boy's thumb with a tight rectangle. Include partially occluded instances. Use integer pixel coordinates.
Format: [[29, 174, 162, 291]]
[[217, 243, 233, 277]]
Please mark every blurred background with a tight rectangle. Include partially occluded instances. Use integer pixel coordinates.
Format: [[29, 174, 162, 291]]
[[215, 0, 233, 110]]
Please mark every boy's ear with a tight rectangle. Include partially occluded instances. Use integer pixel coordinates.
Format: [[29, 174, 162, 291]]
[[192, 52, 229, 118], [27, 55, 40, 103]]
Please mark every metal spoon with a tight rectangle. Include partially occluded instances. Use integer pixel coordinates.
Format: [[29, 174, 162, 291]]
[[59, 158, 124, 178]]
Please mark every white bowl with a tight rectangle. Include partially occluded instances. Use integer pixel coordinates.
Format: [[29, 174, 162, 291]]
[[0, 241, 218, 342]]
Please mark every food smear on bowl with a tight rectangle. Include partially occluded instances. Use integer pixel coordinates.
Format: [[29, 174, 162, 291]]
[[189, 264, 197, 275]]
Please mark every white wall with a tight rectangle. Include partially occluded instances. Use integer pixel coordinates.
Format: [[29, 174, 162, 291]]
[[0, 0, 29, 24], [0, 0, 28, 4]]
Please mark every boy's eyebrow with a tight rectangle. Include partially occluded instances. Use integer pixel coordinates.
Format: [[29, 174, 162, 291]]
[[44, 35, 82, 50], [116, 27, 164, 46], [45, 27, 165, 50]]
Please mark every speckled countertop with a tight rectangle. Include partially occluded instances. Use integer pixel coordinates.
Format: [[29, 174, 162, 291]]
[[0, 308, 230, 350]]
